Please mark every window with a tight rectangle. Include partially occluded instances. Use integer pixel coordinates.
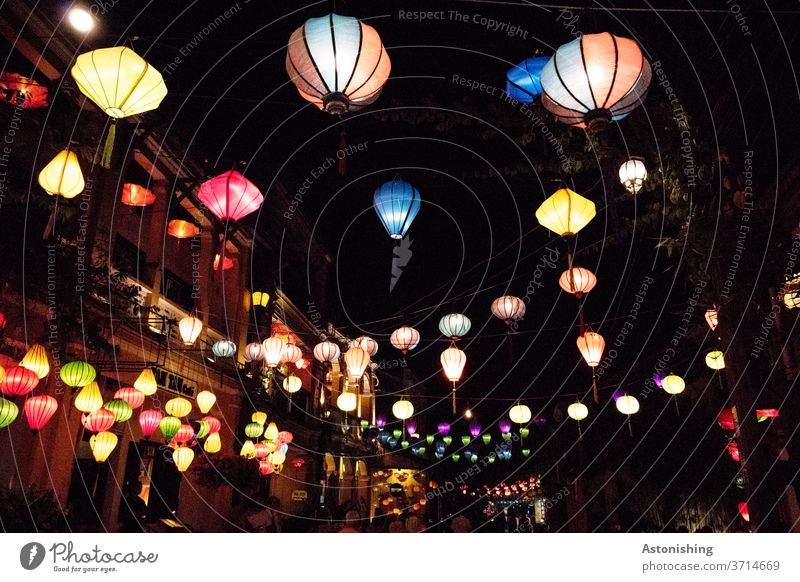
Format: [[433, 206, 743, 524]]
[[161, 269, 194, 311], [112, 234, 147, 280]]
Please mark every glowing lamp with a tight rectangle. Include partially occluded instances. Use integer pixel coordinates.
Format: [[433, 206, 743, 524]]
[[259, 460, 275, 475], [337, 392, 357, 412], [121, 183, 156, 206], [243, 342, 266, 362], [103, 399, 133, 423], [1, 366, 40, 396], [60, 361, 96, 388], [509, 404, 532, 424], [134, 368, 158, 396], [482, 434, 492, 445], [440, 346, 467, 382], [203, 416, 222, 434], [354, 336, 379, 356], [264, 422, 279, 441], [167, 219, 200, 240], [728, 442, 741, 462], [618, 159, 647, 194], [244, 422, 264, 439], [390, 326, 420, 353], [38, 149, 85, 198], [165, 397, 192, 418], [662, 374, 685, 395], [499, 418, 511, 434], [344, 347, 370, 383], [204, 432, 221, 453], [198, 170, 263, 222], [173, 446, 195, 473], [196, 390, 217, 414], [0, 397, 19, 429], [535, 188, 596, 237], [195, 420, 210, 440], [469, 420, 481, 438], [74, 382, 103, 413], [577, 332, 605, 367], [443, 436, 452, 446], [277, 431, 294, 444], [738, 502, 749, 522], [269, 450, 286, 465], [173, 424, 195, 445], [159, 416, 182, 443], [251, 291, 270, 307], [81, 409, 114, 433], [438, 422, 451, 436], [705, 309, 718, 331], [24, 394, 57, 431], [313, 341, 341, 362], [282, 344, 302, 365], [90, 431, 118, 462], [178, 316, 203, 346], [717, 409, 735, 430], [262, 337, 287, 367], [559, 267, 597, 297], [491, 295, 526, 325], [114, 387, 145, 409], [373, 180, 421, 239], [392, 399, 414, 420], [251, 411, 267, 426], [138, 409, 163, 438], [19, 344, 50, 379], [520, 427, 530, 438], [438, 313, 472, 339], [213, 254, 234, 271], [240, 440, 255, 458], [505, 56, 549, 102], [376, 415, 387, 429], [705, 350, 725, 370], [283, 375, 302, 393], [211, 340, 236, 358], [616, 395, 640, 415]]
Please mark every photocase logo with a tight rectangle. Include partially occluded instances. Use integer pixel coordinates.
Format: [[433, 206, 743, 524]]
[[19, 542, 46, 570], [390, 236, 413, 292]]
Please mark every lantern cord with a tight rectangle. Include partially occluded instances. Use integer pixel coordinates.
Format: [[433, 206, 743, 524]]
[[592, 369, 599, 403], [577, 421, 582, 441], [42, 206, 57, 240], [338, 127, 347, 176], [674, 396, 680, 416], [100, 120, 116, 169]]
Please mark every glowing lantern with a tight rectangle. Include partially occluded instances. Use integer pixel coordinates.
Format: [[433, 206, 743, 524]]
[[313, 341, 341, 363], [195, 420, 210, 440], [204, 432, 221, 453], [239, 440, 255, 458], [438, 422, 451, 436], [727, 441, 741, 462], [1, 366, 40, 396], [392, 399, 414, 420], [167, 219, 200, 240], [469, 420, 481, 438], [0, 312, 5, 329], [756, 409, 779, 421], [38, 149, 85, 198], [355, 336, 379, 356], [559, 267, 597, 297], [443, 436, 453, 447], [211, 340, 236, 358], [120, 183, 156, 206], [540, 33, 651, 129], [520, 427, 530, 438], [536, 188, 596, 237], [60, 361, 95, 388], [243, 342, 265, 362], [19, 345, 50, 379], [337, 392, 357, 412], [718, 409, 735, 430], [165, 397, 192, 418], [203, 416, 222, 434], [178, 316, 202, 346], [705, 308, 718, 331], [173, 446, 195, 473], [23, 395, 56, 431], [286, 13, 391, 114], [263, 336, 287, 367], [577, 332, 604, 367], [253, 442, 269, 459], [376, 415, 387, 429], [0, 397, 19, 428], [491, 295, 526, 325], [171, 424, 194, 445], [259, 460, 275, 475], [738, 502, 749, 522], [0, 72, 49, 108], [198, 170, 263, 223], [616, 395, 640, 415], [662, 374, 685, 395], [706, 351, 725, 370], [264, 422, 279, 441], [138, 409, 163, 438], [282, 344, 303, 365], [499, 418, 511, 434], [440, 346, 466, 382], [74, 381, 103, 413], [244, 422, 264, 439], [251, 291, 269, 307], [618, 159, 647, 194], [452, 454, 461, 463], [510, 404, 531, 425], [568, 402, 589, 421], [505, 55, 549, 103], [134, 368, 158, 396], [251, 411, 267, 426], [344, 347, 370, 382], [390, 326, 420, 353], [438, 313, 472, 339], [90, 431, 118, 462], [406, 419, 417, 435], [159, 416, 182, 442], [277, 431, 294, 444], [269, 450, 286, 466], [114, 387, 145, 409], [213, 254, 234, 271], [373, 180, 421, 240], [196, 390, 216, 414], [104, 399, 132, 423], [482, 434, 492, 445], [283, 376, 302, 394], [82, 408, 114, 433]]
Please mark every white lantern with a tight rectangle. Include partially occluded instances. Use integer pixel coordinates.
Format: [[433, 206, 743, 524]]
[[705, 351, 725, 370], [283, 375, 302, 393], [313, 341, 340, 362], [355, 336, 379, 356], [390, 326, 420, 353], [178, 316, 202, 345], [491, 295, 526, 325], [616, 395, 640, 415], [262, 336, 287, 367], [196, 390, 217, 414], [282, 344, 303, 364], [618, 158, 647, 193], [344, 347, 370, 383], [509, 404, 532, 424], [337, 392, 357, 412], [662, 374, 685, 395], [392, 399, 414, 420], [440, 346, 466, 382], [243, 342, 265, 362], [567, 402, 589, 421]]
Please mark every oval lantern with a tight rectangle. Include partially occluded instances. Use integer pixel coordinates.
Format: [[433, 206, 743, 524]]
[[90, 431, 118, 462], [540, 33, 651, 129], [662, 374, 686, 395], [577, 332, 605, 367], [344, 347, 370, 382], [121, 183, 156, 206], [253, 442, 269, 459], [505, 55, 549, 103], [390, 326, 420, 353], [286, 13, 391, 114], [204, 432, 221, 454], [19, 344, 50, 379], [509, 404, 532, 424], [198, 170, 263, 223], [138, 409, 163, 438], [559, 267, 597, 297], [24, 394, 57, 431], [243, 342, 266, 362], [173, 446, 195, 473], [616, 395, 640, 415], [173, 424, 195, 445], [618, 159, 647, 194], [1, 366, 40, 396], [81, 408, 115, 433], [165, 397, 192, 418], [491, 295, 526, 325], [178, 316, 202, 346], [114, 387, 145, 409], [283, 376, 302, 394], [263, 336, 287, 367], [373, 180, 421, 240], [74, 381, 103, 413], [211, 340, 236, 358], [60, 361, 95, 388], [134, 368, 158, 396], [159, 416, 182, 443], [167, 219, 200, 240], [355, 336, 379, 356], [0, 397, 19, 429], [103, 399, 133, 423], [259, 460, 275, 475], [277, 431, 294, 444], [264, 422, 279, 441], [244, 422, 264, 439], [313, 341, 340, 363], [438, 313, 472, 339], [196, 390, 216, 414], [536, 188, 596, 237], [392, 399, 414, 420], [269, 450, 286, 466], [337, 392, 357, 412], [38, 149, 85, 198], [282, 344, 303, 365], [706, 350, 725, 370], [568, 402, 589, 421], [440, 346, 466, 382]]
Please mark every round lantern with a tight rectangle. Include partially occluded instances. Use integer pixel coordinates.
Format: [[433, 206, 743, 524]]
[[355, 336, 379, 356], [114, 387, 145, 409], [705, 308, 719, 331], [165, 397, 192, 418], [167, 219, 200, 240], [24, 395, 57, 430], [540, 33, 651, 129], [211, 340, 236, 358], [440, 346, 467, 382], [568, 402, 589, 421], [245, 422, 264, 439], [392, 399, 414, 420], [264, 422, 279, 441], [82, 408, 114, 433], [74, 381, 103, 413], [263, 337, 287, 367], [535, 188, 596, 237], [373, 180, 421, 240], [134, 368, 158, 396], [313, 341, 341, 363], [509, 404, 532, 424], [38, 149, 85, 198], [196, 390, 216, 414], [19, 344, 50, 379], [90, 431, 118, 462], [253, 442, 269, 459], [390, 326, 420, 353], [178, 316, 202, 346], [259, 460, 275, 475], [243, 342, 266, 362], [505, 55, 549, 103], [0, 397, 19, 429], [282, 344, 303, 365], [706, 350, 725, 370], [120, 183, 156, 206], [618, 158, 647, 194], [204, 432, 221, 453], [286, 13, 391, 114], [438, 313, 472, 339], [344, 347, 370, 382], [1, 366, 40, 396], [616, 395, 640, 415], [138, 409, 163, 438], [198, 170, 263, 223], [577, 332, 605, 367], [103, 399, 133, 423], [277, 431, 294, 444], [283, 376, 302, 394], [173, 446, 195, 473], [251, 411, 267, 426], [491, 295, 526, 325], [59, 361, 95, 388], [559, 267, 597, 297], [173, 424, 195, 445], [662, 374, 686, 395], [159, 416, 182, 442], [337, 392, 357, 412]]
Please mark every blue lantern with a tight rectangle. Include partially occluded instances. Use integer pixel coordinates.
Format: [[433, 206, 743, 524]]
[[438, 313, 472, 339], [505, 56, 549, 103], [373, 179, 421, 240], [211, 339, 236, 358]]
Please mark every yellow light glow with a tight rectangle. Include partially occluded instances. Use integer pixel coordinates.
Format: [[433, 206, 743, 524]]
[[165, 397, 192, 417], [535, 188, 596, 237], [204, 432, 221, 454], [19, 344, 50, 379], [509, 404, 531, 424], [134, 368, 158, 396], [195, 390, 216, 414], [662, 374, 686, 395], [567, 402, 588, 421], [38, 149, 85, 198], [89, 431, 118, 462], [252, 291, 270, 307], [173, 446, 195, 473], [705, 350, 725, 370], [74, 381, 103, 413]]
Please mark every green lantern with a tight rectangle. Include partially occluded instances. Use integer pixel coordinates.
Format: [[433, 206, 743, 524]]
[[159, 416, 181, 442], [103, 399, 132, 422], [502, 433, 512, 441], [735, 476, 745, 489], [481, 434, 491, 445], [60, 361, 96, 388], [470, 454, 478, 463], [417, 446, 426, 455], [520, 428, 530, 438], [443, 436, 452, 447], [393, 429, 402, 439], [245, 422, 264, 439], [360, 419, 369, 429], [522, 448, 531, 457], [426, 434, 434, 444], [487, 453, 496, 464], [195, 420, 210, 440], [401, 440, 409, 449], [452, 454, 460, 462], [0, 397, 20, 429], [461, 435, 470, 446]]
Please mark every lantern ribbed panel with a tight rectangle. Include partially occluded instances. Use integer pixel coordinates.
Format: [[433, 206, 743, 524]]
[[204, 432, 221, 453], [440, 346, 466, 381], [114, 387, 145, 409], [178, 316, 203, 346], [355, 336, 379, 356], [568, 402, 589, 421], [121, 183, 156, 206], [559, 267, 597, 296], [313, 341, 340, 362], [0, 397, 19, 428], [203, 415, 222, 434], [19, 344, 50, 379], [196, 390, 216, 414], [390, 326, 420, 352], [509, 404, 531, 424], [438, 313, 472, 339], [535, 188, 596, 236], [491, 296, 526, 324], [282, 344, 303, 364], [197, 170, 263, 222], [104, 399, 133, 423], [392, 399, 414, 420], [344, 347, 370, 382], [505, 56, 548, 103], [577, 332, 605, 367], [23, 395, 57, 430], [618, 159, 647, 193], [165, 397, 192, 418], [1, 366, 40, 396], [134, 368, 158, 396], [138, 409, 163, 438], [90, 431, 118, 462], [82, 408, 115, 432], [243, 342, 266, 362], [373, 180, 421, 239], [173, 446, 195, 472], [38, 150, 85, 198], [283, 375, 302, 393], [263, 336, 287, 367], [211, 340, 237, 358], [59, 361, 96, 388]]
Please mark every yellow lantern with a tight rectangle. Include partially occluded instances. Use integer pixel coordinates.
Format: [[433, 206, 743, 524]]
[[509, 404, 531, 424], [240, 439, 255, 458], [264, 422, 279, 441], [392, 399, 414, 420], [178, 316, 202, 346], [204, 432, 221, 454], [165, 397, 192, 418], [172, 446, 195, 473], [705, 350, 725, 370], [74, 381, 103, 413], [252, 291, 270, 307], [662, 374, 686, 395], [38, 149, 85, 199], [251, 411, 268, 425], [567, 402, 589, 421], [196, 390, 216, 414], [262, 336, 287, 367], [337, 392, 357, 412], [134, 368, 158, 396], [283, 375, 302, 393], [535, 188, 596, 237], [616, 395, 640, 415], [19, 344, 50, 379], [268, 450, 286, 466], [89, 431, 118, 462]]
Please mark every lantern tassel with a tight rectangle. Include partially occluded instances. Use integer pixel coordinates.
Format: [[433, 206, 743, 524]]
[[592, 370, 599, 403], [100, 120, 116, 169], [216, 232, 226, 276], [674, 396, 680, 416], [43, 205, 56, 240], [577, 421, 583, 441], [627, 415, 633, 437], [452, 381, 457, 415], [338, 129, 347, 176]]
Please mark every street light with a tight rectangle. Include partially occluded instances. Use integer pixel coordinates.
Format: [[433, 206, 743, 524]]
[[67, 7, 95, 33]]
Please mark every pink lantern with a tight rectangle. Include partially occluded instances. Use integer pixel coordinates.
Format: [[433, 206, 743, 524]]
[[114, 387, 145, 409], [82, 408, 115, 433], [277, 431, 293, 444], [24, 394, 58, 431], [173, 423, 195, 445], [203, 415, 222, 434], [197, 171, 263, 223], [138, 409, 163, 438], [1, 366, 40, 396]]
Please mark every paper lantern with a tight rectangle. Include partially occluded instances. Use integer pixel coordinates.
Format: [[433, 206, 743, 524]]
[[277, 431, 294, 444], [196, 390, 216, 414], [559, 267, 597, 297], [406, 418, 417, 436], [263, 337, 287, 367], [81, 408, 114, 433], [159, 416, 182, 442], [114, 387, 145, 409], [438, 313, 472, 339], [441, 346, 466, 382], [392, 399, 414, 420], [520, 427, 530, 438], [19, 344, 50, 379], [491, 295, 526, 325], [390, 326, 420, 353], [705, 350, 725, 370], [244, 422, 264, 439], [443, 436, 452, 446], [540, 33, 651, 128], [738, 502, 749, 522], [536, 188, 596, 237], [204, 432, 221, 453], [756, 408, 779, 420], [438, 422, 451, 436], [38, 149, 85, 198], [0, 72, 49, 108], [210, 339, 236, 358], [23, 395, 56, 431], [505, 56, 549, 103], [727, 441, 741, 462], [577, 332, 605, 367], [198, 170, 263, 223], [618, 159, 647, 194], [59, 361, 95, 388], [173, 446, 195, 473], [120, 183, 156, 206], [662, 374, 685, 395], [355, 336, 379, 356], [616, 395, 640, 415], [253, 442, 269, 459], [251, 291, 270, 307], [705, 309, 718, 331], [194, 420, 210, 440], [134, 368, 158, 396], [264, 422, 279, 441], [178, 316, 202, 346], [482, 434, 492, 445], [138, 409, 163, 438], [373, 180, 421, 240], [313, 341, 340, 363], [173, 424, 195, 445], [717, 409, 735, 431], [344, 347, 370, 382], [240, 440, 255, 458], [452, 454, 461, 463], [469, 420, 481, 438], [283, 375, 302, 394], [243, 342, 266, 362], [337, 392, 357, 412], [376, 415, 387, 429], [251, 411, 267, 426], [282, 344, 303, 365], [73, 381, 102, 413], [167, 219, 200, 240], [1, 366, 40, 396], [258, 460, 275, 475], [568, 402, 589, 421], [286, 13, 391, 114], [213, 254, 234, 271], [90, 431, 118, 462], [509, 404, 531, 424], [0, 397, 19, 429], [165, 397, 192, 417], [103, 399, 133, 423], [499, 418, 511, 434], [269, 450, 286, 466]]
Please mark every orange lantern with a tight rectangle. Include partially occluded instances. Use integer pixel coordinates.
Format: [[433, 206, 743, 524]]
[[167, 219, 200, 240], [558, 267, 597, 298], [213, 253, 234, 271], [120, 183, 156, 206], [577, 331, 605, 402], [344, 347, 370, 383], [705, 308, 718, 331]]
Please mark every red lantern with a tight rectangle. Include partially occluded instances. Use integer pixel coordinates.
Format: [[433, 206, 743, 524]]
[[756, 408, 779, 419], [738, 502, 750, 522], [1, 366, 40, 396], [717, 408, 735, 430], [213, 253, 234, 271], [277, 431, 293, 444], [138, 409, 163, 438], [0, 72, 49, 108], [705, 308, 718, 331], [727, 441, 741, 462], [173, 423, 195, 445], [120, 183, 156, 206], [198, 171, 263, 223], [82, 408, 115, 432], [258, 460, 274, 475], [24, 394, 57, 430], [254, 442, 270, 459], [202, 415, 221, 434], [114, 387, 145, 409], [167, 219, 200, 239]]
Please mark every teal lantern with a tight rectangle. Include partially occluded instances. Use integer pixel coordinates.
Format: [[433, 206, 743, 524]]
[[245, 422, 264, 439], [211, 339, 237, 358], [373, 179, 421, 240], [0, 397, 19, 429], [103, 399, 132, 422], [481, 434, 492, 445], [438, 313, 472, 339]]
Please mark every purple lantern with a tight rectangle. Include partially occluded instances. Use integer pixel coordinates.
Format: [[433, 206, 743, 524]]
[[612, 389, 625, 402], [406, 418, 417, 435], [533, 415, 546, 428], [438, 422, 451, 436], [469, 420, 481, 438], [499, 418, 511, 434], [376, 415, 387, 429], [652, 373, 665, 388]]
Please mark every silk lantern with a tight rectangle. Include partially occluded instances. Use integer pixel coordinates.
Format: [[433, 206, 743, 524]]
[[1, 366, 40, 396], [559, 267, 597, 298], [134, 368, 158, 396], [198, 171, 264, 223], [173, 424, 195, 445], [38, 149, 85, 198], [577, 331, 605, 402], [390, 326, 420, 353], [173, 446, 195, 473], [243, 342, 266, 362], [159, 416, 182, 443], [438, 313, 471, 339], [441, 345, 467, 414], [373, 180, 421, 240], [313, 341, 340, 363], [90, 431, 118, 462], [82, 408, 114, 433], [196, 390, 216, 414], [0, 72, 49, 108], [536, 188, 596, 237], [282, 344, 302, 365], [178, 316, 202, 346], [251, 290, 270, 307], [662, 374, 685, 395], [213, 254, 234, 271], [138, 409, 163, 438], [568, 401, 589, 439], [0, 397, 19, 429], [618, 159, 647, 194], [509, 404, 531, 424], [283, 376, 302, 394], [355, 336, 379, 356], [74, 381, 103, 413], [264, 422, 279, 441], [392, 399, 414, 420], [24, 394, 57, 431], [616, 394, 640, 436], [491, 295, 526, 325], [337, 392, 357, 412], [244, 422, 264, 439], [165, 397, 192, 417], [167, 219, 200, 240], [120, 183, 156, 206], [104, 399, 133, 423], [505, 56, 549, 103], [59, 361, 95, 388], [263, 336, 287, 367], [211, 340, 236, 358], [19, 344, 50, 379], [204, 432, 221, 454], [203, 415, 222, 435], [250, 411, 267, 426], [114, 387, 145, 409], [706, 350, 725, 370], [344, 346, 370, 383]]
